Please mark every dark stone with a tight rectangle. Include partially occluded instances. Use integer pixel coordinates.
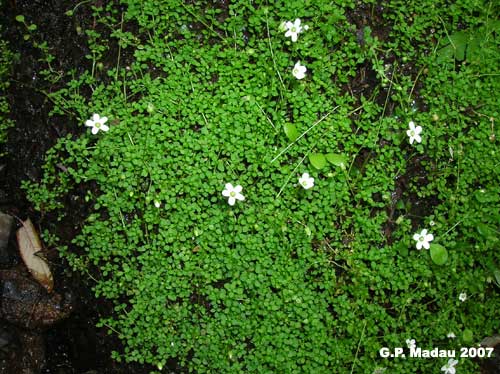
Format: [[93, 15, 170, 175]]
[[0, 269, 73, 329], [0, 213, 13, 266], [480, 334, 500, 374], [0, 330, 45, 374], [0, 325, 15, 349]]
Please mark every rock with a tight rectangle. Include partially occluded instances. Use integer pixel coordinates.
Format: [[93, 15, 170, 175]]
[[0, 330, 45, 374], [0, 325, 15, 349], [17, 331, 46, 374], [0, 213, 13, 265], [480, 334, 500, 374], [0, 190, 8, 205], [0, 269, 73, 329]]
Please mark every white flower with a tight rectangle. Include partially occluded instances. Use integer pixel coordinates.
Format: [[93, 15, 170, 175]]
[[441, 358, 458, 374], [284, 18, 303, 42], [459, 292, 467, 302], [292, 61, 307, 80], [447, 332, 456, 339], [299, 173, 314, 189], [412, 229, 434, 250], [406, 121, 422, 144], [85, 113, 109, 134], [406, 339, 416, 349], [154, 199, 161, 208], [222, 183, 245, 206]]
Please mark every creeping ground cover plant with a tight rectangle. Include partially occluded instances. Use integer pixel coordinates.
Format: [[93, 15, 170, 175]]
[[24, 0, 499, 373]]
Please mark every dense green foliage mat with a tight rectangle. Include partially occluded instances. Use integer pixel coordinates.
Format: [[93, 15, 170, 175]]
[[25, 0, 499, 372]]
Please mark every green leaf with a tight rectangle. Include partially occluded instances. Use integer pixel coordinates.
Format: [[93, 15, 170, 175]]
[[437, 31, 468, 62], [450, 31, 468, 61], [493, 268, 500, 287], [462, 329, 473, 343], [466, 35, 482, 63], [305, 226, 312, 237], [396, 241, 408, 257], [283, 123, 298, 142], [309, 153, 327, 170], [429, 243, 448, 265], [474, 189, 499, 203], [325, 153, 347, 169], [15, 15, 25, 23], [476, 223, 498, 241]]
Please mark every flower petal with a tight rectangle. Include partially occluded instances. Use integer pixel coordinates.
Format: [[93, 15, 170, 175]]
[[101, 124, 110, 132], [100, 116, 108, 124], [291, 33, 298, 42], [422, 241, 430, 250], [85, 120, 94, 127], [92, 113, 100, 121], [91, 127, 99, 135], [425, 233, 434, 242], [222, 189, 230, 197], [416, 241, 423, 250], [235, 193, 245, 201], [228, 197, 236, 206], [413, 233, 421, 241], [225, 183, 233, 191], [234, 185, 242, 193]]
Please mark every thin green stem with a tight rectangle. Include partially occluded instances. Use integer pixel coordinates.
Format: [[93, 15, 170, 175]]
[[275, 151, 309, 199], [265, 13, 286, 97], [350, 320, 367, 374], [271, 107, 340, 163]]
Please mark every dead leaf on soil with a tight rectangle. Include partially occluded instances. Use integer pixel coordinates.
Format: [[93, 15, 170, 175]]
[[16, 218, 53, 293]]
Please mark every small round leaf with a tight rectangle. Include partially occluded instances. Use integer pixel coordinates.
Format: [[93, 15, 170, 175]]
[[309, 153, 327, 169], [430, 243, 448, 265], [326, 153, 347, 169], [283, 123, 298, 142], [462, 329, 473, 343]]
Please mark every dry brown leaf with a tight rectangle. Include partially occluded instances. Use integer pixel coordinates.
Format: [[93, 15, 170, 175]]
[[16, 218, 54, 292]]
